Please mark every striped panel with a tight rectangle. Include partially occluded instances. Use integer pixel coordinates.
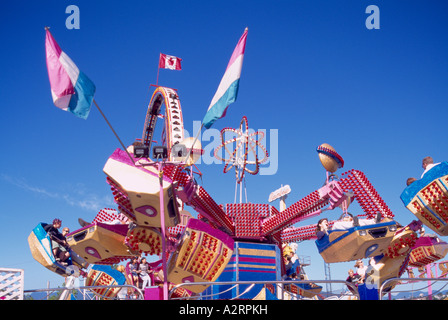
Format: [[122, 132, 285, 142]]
[[223, 245, 278, 274]]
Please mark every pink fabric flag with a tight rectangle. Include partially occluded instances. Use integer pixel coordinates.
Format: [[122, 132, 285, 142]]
[[202, 28, 248, 129], [45, 28, 96, 119]]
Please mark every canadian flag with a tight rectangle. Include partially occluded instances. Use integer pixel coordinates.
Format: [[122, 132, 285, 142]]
[[159, 53, 182, 70]]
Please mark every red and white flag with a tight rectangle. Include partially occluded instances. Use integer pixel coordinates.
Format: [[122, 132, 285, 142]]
[[159, 53, 182, 70]]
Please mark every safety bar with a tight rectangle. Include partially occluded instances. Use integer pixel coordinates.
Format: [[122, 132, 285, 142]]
[[169, 279, 359, 300], [24, 284, 144, 300], [379, 277, 448, 299]]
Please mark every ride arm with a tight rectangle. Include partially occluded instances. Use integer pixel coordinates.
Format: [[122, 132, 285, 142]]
[[339, 169, 394, 219], [166, 165, 235, 235], [281, 225, 318, 243], [262, 180, 347, 236]]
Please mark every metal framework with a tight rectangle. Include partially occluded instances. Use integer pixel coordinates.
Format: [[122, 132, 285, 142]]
[[24, 284, 144, 300], [169, 279, 359, 300], [0, 268, 24, 300], [379, 277, 448, 299]]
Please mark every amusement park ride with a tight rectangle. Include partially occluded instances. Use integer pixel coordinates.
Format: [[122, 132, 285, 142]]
[[28, 83, 448, 300]]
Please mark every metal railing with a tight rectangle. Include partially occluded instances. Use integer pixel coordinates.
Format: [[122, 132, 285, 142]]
[[169, 279, 360, 300], [24, 284, 144, 300], [24, 280, 359, 300], [0, 268, 24, 300], [379, 277, 448, 299], [24, 277, 448, 300]]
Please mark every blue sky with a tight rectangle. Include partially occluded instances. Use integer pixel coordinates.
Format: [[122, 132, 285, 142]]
[[1, 1, 447, 294]]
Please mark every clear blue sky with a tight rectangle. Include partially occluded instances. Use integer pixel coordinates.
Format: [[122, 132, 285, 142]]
[[1, 1, 447, 293]]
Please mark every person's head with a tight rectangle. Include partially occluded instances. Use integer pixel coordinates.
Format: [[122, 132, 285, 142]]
[[406, 177, 417, 186], [53, 219, 62, 228], [354, 260, 364, 268], [348, 269, 354, 276], [62, 227, 70, 235], [422, 156, 434, 169], [316, 218, 329, 233], [132, 140, 143, 147], [132, 257, 138, 263], [141, 257, 147, 263], [339, 212, 353, 221]]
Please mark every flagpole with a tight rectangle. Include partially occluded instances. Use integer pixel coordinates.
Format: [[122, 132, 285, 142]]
[[185, 27, 247, 166], [156, 53, 161, 86], [93, 99, 135, 164]]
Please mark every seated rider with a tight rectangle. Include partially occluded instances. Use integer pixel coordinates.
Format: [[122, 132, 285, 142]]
[[406, 156, 442, 186], [128, 257, 140, 288], [43, 218, 71, 265], [421, 156, 441, 178], [315, 218, 329, 240], [331, 212, 382, 231], [346, 269, 361, 294]]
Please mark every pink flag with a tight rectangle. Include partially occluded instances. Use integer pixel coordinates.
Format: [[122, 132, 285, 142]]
[[45, 28, 96, 119], [202, 27, 248, 129], [159, 53, 182, 70]]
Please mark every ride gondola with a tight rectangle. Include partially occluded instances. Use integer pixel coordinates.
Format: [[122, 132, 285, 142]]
[[28, 223, 88, 276], [316, 220, 398, 263], [401, 161, 448, 236], [66, 220, 133, 265]]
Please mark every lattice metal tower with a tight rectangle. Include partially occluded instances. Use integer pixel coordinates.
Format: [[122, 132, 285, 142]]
[[324, 262, 332, 294]]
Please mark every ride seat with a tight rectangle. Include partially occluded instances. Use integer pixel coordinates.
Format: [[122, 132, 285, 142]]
[[315, 221, 398, 263]]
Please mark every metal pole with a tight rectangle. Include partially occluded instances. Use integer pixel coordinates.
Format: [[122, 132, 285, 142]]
[[158, 161, 169, 300], [156, 53, 161, 86], [93, 99, 135, 165], [427, 264, 433, 300]]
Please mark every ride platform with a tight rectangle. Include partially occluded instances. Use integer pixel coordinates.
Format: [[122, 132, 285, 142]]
[[104, 148, 180, 228], [409, 236, 448, 267], [28, 223, 88, 276], [85, 264, 126, 299], [66, 222, 132, 265], [401, 161, 448, 236], [167, 218, 234, 293], [316, 221, 398, 263]]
